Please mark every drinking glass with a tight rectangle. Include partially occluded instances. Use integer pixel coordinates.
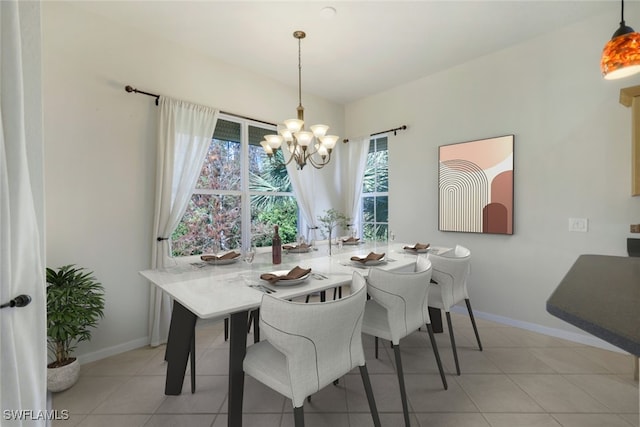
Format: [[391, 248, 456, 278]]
[[211, 241, 220, 256], [243, 246, 256, 265]]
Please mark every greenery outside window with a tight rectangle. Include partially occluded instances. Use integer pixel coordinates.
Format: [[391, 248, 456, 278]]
[[171, 115, 298, 257], [361, 136, 389, 241]]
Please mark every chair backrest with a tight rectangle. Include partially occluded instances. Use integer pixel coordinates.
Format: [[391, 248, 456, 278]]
[[258, 271, 368, 407], [429, 245, 471, 309], [366, 257, 433, 343]]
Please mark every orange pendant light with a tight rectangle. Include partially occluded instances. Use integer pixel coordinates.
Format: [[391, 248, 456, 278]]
[[601, 0, 640, 80]]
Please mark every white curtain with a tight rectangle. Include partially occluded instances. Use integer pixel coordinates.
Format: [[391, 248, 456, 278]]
[[1, 0, 48, 423], [148, 96, 219, 346], [343, 137, 370, 232], [284, 144, 320, 241]]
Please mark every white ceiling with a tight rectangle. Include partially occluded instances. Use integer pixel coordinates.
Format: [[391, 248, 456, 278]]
[[70, 0, 616, 104]]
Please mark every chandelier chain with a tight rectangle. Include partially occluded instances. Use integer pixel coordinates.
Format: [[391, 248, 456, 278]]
[[298, 36, 303, 110]]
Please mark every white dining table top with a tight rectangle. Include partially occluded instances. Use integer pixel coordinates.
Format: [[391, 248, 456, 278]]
[[140, 242, 450, 319]]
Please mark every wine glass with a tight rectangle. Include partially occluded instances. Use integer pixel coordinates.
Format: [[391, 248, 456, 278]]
[[243, 246, 256, 266], [211, 241, 220, 257]]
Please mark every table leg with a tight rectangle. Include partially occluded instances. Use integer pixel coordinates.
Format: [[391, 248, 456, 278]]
[[429, 307, 443, 333], [228, 310, 249, 427], [164, 301, 197, 395]]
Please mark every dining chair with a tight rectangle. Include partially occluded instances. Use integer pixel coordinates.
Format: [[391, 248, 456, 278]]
[[361, 256, 448, 427], [243, 271, 381, 427], [428, 245, 482, 375]]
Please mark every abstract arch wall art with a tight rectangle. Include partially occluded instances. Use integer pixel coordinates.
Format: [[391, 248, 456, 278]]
[[438, 135, 514, 235]]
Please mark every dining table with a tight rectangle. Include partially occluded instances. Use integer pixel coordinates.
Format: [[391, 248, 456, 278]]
[[139, 241, 450, 427]]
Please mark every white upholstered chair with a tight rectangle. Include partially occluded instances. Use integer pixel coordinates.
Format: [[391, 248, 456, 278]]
[[361, 256, 447, 427], [243, 272, 380, 427], [428, 245, 482, 375]]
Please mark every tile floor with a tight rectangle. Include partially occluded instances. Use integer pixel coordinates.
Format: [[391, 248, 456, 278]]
[[52, 310, 639, 427]]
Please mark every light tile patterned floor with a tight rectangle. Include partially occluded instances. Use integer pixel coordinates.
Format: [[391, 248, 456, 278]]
[[52, 311, 639, 427]]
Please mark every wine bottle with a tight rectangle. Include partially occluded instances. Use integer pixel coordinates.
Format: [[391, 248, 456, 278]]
[[272, 225, 282, 265]]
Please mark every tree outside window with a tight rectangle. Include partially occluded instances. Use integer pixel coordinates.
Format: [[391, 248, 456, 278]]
[[171, 116, 298, 257], [361, 136, 389, 241]]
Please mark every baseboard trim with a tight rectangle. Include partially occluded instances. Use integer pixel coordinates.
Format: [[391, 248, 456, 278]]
[[451, 306, 627, 354], [76, 308, 629, 365], [76, 336, 150, 365]]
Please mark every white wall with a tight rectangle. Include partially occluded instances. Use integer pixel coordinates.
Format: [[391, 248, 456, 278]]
[[345, 6, 640, 346], [42, 1, 640, 360], [41, 2, 344, 361]]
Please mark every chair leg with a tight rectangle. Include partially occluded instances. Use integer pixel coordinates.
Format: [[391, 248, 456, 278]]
[[445, 312, 460, 375], [426, 323, 447, 390], [224, 317, 229, 341], [305, 294, 310, 303], [392, 344, 411, 427], [293, 405, 305, 427], [465, 298, 483, 351], [251, 310, 260, 343], [190, 332, 196, 393], [374, 337, 379, 359], [359, 365, 381, 427]]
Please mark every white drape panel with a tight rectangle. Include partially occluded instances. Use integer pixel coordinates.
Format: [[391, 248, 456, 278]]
[[343, 137, 369, 232], [1, 0, 47, 423], [283, 144, 319, 239], [148, 96, 219, 346]]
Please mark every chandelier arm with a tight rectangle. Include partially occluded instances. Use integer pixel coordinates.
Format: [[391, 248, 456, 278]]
[[278, 147, 299, 167], [306, 151, 331, 169]]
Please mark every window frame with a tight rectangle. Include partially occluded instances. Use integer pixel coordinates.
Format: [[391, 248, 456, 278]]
[[360, 134, 389, 241], [171, 113, 298, 257]]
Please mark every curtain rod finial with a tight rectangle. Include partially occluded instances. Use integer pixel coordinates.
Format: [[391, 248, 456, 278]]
[[125, 85, 134, 93]]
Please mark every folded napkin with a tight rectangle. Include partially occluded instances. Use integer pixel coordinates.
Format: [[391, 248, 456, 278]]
[[403, 243, 430, 251], [282, 243, 311, 250], [200, 251, 241, 262], [260, 266, 312, 284], [342, 237, 360, 243], [350, 252, 386, 263]]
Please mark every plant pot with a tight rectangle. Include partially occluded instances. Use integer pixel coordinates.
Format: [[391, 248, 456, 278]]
[[47, 358, 80, 392]]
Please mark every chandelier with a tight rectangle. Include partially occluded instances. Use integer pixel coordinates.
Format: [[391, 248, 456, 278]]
[[260, 31, 339, 170], [601, 0, 640, 80]]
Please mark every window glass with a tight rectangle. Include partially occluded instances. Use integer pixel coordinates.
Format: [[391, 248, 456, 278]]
[[171, 116, 298, 256], [361, 136, 389, 241]]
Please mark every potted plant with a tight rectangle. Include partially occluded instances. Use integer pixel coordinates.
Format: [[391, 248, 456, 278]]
[[46, 264, 105, 392], [317, 209, 350, 255]]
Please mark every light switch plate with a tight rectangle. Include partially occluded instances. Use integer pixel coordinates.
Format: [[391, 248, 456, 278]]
[[569, 218, 588, 232]]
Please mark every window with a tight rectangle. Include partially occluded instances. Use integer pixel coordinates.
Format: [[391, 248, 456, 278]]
[[361, 136, 389, 240], [171, 115, 298, 256]]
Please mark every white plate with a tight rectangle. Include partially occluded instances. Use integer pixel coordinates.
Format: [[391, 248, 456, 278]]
[[203, 257, 240, 265], [261, 270, 311, 286], [350, 259, 386, 267], [403, 247, 430, 254]]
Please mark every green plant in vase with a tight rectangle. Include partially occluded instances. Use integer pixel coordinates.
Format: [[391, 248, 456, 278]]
[[317, 209, 350, 255], [46, 264, 105, 391]]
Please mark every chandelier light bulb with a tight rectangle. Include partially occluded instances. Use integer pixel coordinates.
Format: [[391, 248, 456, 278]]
[[310, 124, 329, 138], [260, 140, 273, 155], [264, 134, 283, 149], [317, 145, 329, 157], [284, 119, 304, 133], [319, 135, 339, 150], [294, 131, 313, 147]]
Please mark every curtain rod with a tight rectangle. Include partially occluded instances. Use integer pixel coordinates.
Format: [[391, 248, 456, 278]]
[[124, 85, 277, 127], [342, 125, 407, 143]]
